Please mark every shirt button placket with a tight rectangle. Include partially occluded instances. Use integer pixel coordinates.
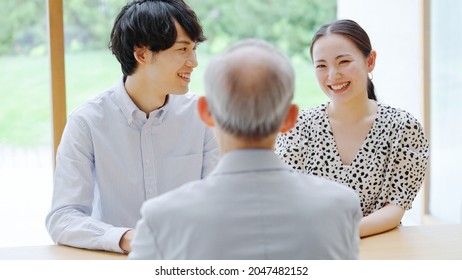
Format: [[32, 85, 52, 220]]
[[142, 125, 156, 199]]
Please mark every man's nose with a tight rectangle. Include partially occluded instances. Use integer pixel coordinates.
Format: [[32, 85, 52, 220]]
[[186, 51, 198, 68]]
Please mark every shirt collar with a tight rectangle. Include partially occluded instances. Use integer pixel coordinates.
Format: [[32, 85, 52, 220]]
[[114, 77, 139, 125], [153, 95, 169, 123], [114, 77, 171, 125], [210, 149, 292, 176]]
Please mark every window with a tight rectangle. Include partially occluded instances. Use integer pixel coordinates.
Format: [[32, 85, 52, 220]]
[[428, 0, 462, 223], [0, 0, 53, 246]]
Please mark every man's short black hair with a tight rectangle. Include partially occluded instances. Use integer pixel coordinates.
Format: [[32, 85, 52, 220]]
[[109, 0, 206, 76]]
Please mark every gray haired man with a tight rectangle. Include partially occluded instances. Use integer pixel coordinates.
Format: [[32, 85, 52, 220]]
[[129, 39, 361, 259]]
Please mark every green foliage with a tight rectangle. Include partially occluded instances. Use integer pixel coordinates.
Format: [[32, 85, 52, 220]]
[[0, 0, 47, 55], [64, 0, 127, 51], [0, 54, 51, 145], [0, 0, 336, 57], [0, 0, 126, 55], [188, 0, 336, 58]]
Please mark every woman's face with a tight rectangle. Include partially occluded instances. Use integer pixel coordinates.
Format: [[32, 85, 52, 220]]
[[311, 33, 375, 104]]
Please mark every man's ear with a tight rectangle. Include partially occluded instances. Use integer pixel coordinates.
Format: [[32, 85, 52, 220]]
[[197, 96, 215, 127], [133, 46, 151, 64], [280, 104, 299, 133]]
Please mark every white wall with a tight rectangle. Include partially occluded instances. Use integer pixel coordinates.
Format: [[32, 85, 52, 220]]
[[337, 0, 424, 121]]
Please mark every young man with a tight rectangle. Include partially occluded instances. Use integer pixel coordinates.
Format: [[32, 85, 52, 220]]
[[129, 39, 361, 260], [46, 0, 218, 253]]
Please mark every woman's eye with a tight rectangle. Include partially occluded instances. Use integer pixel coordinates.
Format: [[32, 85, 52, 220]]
[[340, 60, 350, 64], [315, 64, 326, 69]]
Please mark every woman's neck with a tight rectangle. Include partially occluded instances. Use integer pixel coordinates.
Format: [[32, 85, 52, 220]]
[[328, 98, 377, 123]]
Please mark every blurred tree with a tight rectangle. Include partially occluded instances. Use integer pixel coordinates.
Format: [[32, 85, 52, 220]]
[[0, 0, 336, 57], [64, 0, 126, 51], [0, 0, 46, 55], [0, 0, 125, 55], [189, 0, 336, 58]]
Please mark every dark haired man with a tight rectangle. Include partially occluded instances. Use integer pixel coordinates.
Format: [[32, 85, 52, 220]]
[[46, 0, 218, 253]]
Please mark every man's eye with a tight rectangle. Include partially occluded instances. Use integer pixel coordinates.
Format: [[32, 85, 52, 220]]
[[340, 60, 350, 64]]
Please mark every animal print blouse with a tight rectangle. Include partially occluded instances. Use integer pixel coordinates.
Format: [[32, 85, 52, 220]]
[[275, 103, 430, 217]]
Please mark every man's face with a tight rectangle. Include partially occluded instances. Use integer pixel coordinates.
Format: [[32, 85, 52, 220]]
[[145, 21, 198, 96]]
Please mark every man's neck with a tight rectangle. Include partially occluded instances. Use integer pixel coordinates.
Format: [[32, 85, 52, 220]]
[[217, 130, 277, 156], [124, 75, 168, 115]]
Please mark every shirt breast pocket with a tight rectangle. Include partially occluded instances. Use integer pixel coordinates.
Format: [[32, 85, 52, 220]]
[[157, 153, 203, 195]]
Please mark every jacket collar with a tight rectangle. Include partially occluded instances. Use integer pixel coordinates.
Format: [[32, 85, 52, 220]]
[[210, 149, 292, 176]]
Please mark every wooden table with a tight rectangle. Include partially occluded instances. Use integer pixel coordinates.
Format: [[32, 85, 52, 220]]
[[359, 224, 462, 259], [0, 245, 126, 260], [1, 225, 461, 260]]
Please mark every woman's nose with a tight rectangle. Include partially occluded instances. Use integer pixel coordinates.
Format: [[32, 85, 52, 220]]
[[328, 67, 341, 80]]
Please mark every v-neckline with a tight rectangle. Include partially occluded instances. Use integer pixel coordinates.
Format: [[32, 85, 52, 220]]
[[322, 103, 380, 167]]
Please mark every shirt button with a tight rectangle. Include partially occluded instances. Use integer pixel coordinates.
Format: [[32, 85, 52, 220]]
[[145, 159, 151, 163]]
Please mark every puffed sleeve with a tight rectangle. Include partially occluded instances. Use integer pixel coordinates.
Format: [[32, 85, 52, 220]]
[[384, 111, 430, 210], [275, 113, 308, 172]]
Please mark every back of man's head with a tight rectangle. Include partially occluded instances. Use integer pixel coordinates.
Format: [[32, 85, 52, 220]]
[[204, 39, 295, 139]]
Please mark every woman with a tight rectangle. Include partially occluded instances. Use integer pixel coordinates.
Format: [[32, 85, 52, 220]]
[[275, 19, 429, 237]]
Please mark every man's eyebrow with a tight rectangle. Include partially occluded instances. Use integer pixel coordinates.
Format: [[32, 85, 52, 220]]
[[175, 40, 193, 45]]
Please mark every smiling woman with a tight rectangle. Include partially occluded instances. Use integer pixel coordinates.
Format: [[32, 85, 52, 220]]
[[275, 19, 430, 238]]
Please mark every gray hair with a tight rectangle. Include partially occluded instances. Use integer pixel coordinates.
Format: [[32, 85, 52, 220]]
[[204, 39, 295, 139]]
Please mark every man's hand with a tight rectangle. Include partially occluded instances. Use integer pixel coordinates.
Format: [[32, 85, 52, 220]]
[[119, 229, 135, 253]]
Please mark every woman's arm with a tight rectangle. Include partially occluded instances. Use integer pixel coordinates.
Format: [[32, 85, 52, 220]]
[[359, 204, 405, 238]]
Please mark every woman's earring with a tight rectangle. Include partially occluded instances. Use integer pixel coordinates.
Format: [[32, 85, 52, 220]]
[[368, 72, 374, 80]]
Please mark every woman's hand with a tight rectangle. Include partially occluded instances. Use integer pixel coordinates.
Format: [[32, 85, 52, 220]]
[[359, 204, 405, 238]]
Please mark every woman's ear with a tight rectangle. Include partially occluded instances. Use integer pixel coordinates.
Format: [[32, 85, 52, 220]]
[[280, 104, 299, 133], [197, 96, 215, 127], [367, 50, 377, 72]]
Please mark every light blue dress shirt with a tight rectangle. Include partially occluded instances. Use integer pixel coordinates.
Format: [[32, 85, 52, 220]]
[[46, 79, 219, 253], [129, 150, 361, 260]]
